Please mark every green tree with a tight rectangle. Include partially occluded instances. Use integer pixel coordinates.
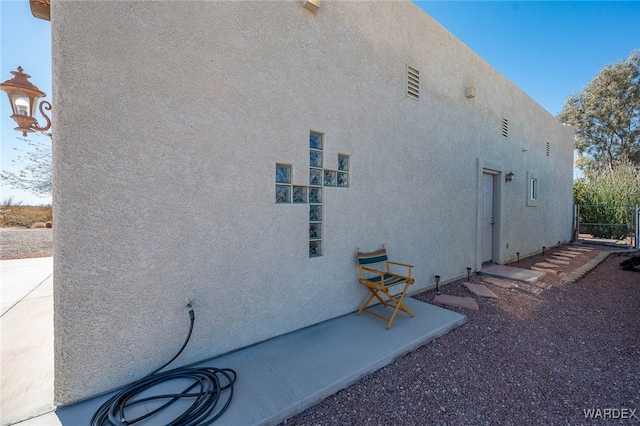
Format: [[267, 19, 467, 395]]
[[559, 50, 640, 176], [1, 132, 52, 197]]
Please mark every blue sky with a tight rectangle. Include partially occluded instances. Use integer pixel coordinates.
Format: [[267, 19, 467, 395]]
[[415, 1, 640, 116], [1, 1, 639, 205]]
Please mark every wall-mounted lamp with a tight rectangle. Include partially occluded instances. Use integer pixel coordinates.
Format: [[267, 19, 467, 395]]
[[302, 0, 320, 13], [465, 86, 476, 99], [505, 172, 515, 182], [0, 67, 51, 137]]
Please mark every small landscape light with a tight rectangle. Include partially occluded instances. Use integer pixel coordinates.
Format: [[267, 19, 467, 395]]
[[516, 252, 520, 263], [542, 246, 546, 256], [466, 267, 472, 281], [435, 275, 441, 292]]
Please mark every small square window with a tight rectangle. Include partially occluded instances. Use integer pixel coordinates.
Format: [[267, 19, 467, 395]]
[[309, 168, 323, 186], [309, 187, 323, 204], [310, 132, 323, 150], [310, 205, 322, 221], [338, 154, 349, 171], [309, 223, 322, 239], [310, 150, 322, 168], [276, 185, 291, 203], [276, 164, 291, 184], [293, 186, 308, 203], [324, 170, 337, 187], [309, 240, 322, 257], [337, 172, 349, 187]]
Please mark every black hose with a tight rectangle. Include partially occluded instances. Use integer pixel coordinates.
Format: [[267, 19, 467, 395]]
[[91, 308, 237, 426]]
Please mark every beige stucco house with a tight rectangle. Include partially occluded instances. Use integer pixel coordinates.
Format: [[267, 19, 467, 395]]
[[45, 0, 574, 405]]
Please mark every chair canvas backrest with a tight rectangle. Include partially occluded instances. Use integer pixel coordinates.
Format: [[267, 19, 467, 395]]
[[357, 247, 388, 265]]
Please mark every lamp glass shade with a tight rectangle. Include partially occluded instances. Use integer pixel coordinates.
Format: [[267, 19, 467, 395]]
[[14, 96, 30, 116]]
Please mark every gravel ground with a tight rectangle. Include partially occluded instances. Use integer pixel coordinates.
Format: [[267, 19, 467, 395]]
[[0, 228, 53, 260], [282, 246, 640, 425]]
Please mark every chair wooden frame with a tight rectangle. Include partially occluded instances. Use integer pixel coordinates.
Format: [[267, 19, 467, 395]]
[[356, 245, 415, 329]]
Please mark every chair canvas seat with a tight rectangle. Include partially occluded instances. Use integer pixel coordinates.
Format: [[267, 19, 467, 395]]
[[365, 273, 407, 287], [356, 245, 415, 329]]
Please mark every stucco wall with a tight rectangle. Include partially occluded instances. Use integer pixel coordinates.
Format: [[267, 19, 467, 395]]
[[52, 0, 574, 404]]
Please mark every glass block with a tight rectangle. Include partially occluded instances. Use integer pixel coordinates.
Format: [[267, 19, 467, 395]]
[[324, 170, 337, 187], [309, 204, 322, 221], [309, 240, 322, 257], [310, 132, 322, 150], [309, 223, 322, 239], [309, 168, 323, 186], [310, 150, 322, 168], [338, 154, 349, 171], [338, 172, 349, 187], [293, 186, 308, 203], [275, 185, 291, 203], [309, 187, 323, 204], [276, 164, 291, 184]]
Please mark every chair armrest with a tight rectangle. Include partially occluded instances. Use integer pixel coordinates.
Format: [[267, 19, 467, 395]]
[[386, 261, 414, 277]]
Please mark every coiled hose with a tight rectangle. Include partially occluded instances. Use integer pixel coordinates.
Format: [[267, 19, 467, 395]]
[[91, 308, 237, 426]]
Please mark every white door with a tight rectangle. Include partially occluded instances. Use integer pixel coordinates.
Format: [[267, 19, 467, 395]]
[[481, 173, 495, 263]]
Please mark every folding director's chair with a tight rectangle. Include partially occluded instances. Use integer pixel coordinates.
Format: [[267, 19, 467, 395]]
[[356, 245, 415, 329]]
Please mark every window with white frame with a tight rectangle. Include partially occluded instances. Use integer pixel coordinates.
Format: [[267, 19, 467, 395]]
[[527, 171, 539, 207], [529, 178, 537, 200]]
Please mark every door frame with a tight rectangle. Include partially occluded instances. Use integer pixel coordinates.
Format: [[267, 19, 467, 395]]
[[476, 158, 504, 270]]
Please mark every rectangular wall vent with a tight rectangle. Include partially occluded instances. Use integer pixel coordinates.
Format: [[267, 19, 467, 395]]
[[501, 117, 508, 138], [407, 65, 420, 100], [546, 141, 550, 157]]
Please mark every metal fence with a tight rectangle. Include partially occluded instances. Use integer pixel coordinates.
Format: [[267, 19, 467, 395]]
[[573, 204, 639, 249]]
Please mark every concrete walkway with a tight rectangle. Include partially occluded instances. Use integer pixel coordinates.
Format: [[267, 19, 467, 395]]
[[1, 257, 55, 426], [1, 258, 466, 426]]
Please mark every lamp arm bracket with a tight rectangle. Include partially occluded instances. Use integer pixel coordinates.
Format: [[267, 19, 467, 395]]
[[33, 100, 52, 133]]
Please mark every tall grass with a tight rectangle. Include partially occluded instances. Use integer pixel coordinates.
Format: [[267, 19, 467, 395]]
[[574, 166, 640, 239]]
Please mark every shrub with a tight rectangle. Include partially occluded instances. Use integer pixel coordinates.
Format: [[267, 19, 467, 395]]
[[575, 166, 640, 239]]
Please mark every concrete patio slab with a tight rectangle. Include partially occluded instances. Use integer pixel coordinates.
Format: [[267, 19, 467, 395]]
[[432, 294, 480, 310], [463, 283, 498, 299], [480, 264, 545, 283], [2, 259, 467, 426]]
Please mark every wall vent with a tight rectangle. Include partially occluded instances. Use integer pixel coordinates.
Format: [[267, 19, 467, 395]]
[[501, 117, 508, 138], [407, 65, 420, 100], [546, 141, 550, 157]]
